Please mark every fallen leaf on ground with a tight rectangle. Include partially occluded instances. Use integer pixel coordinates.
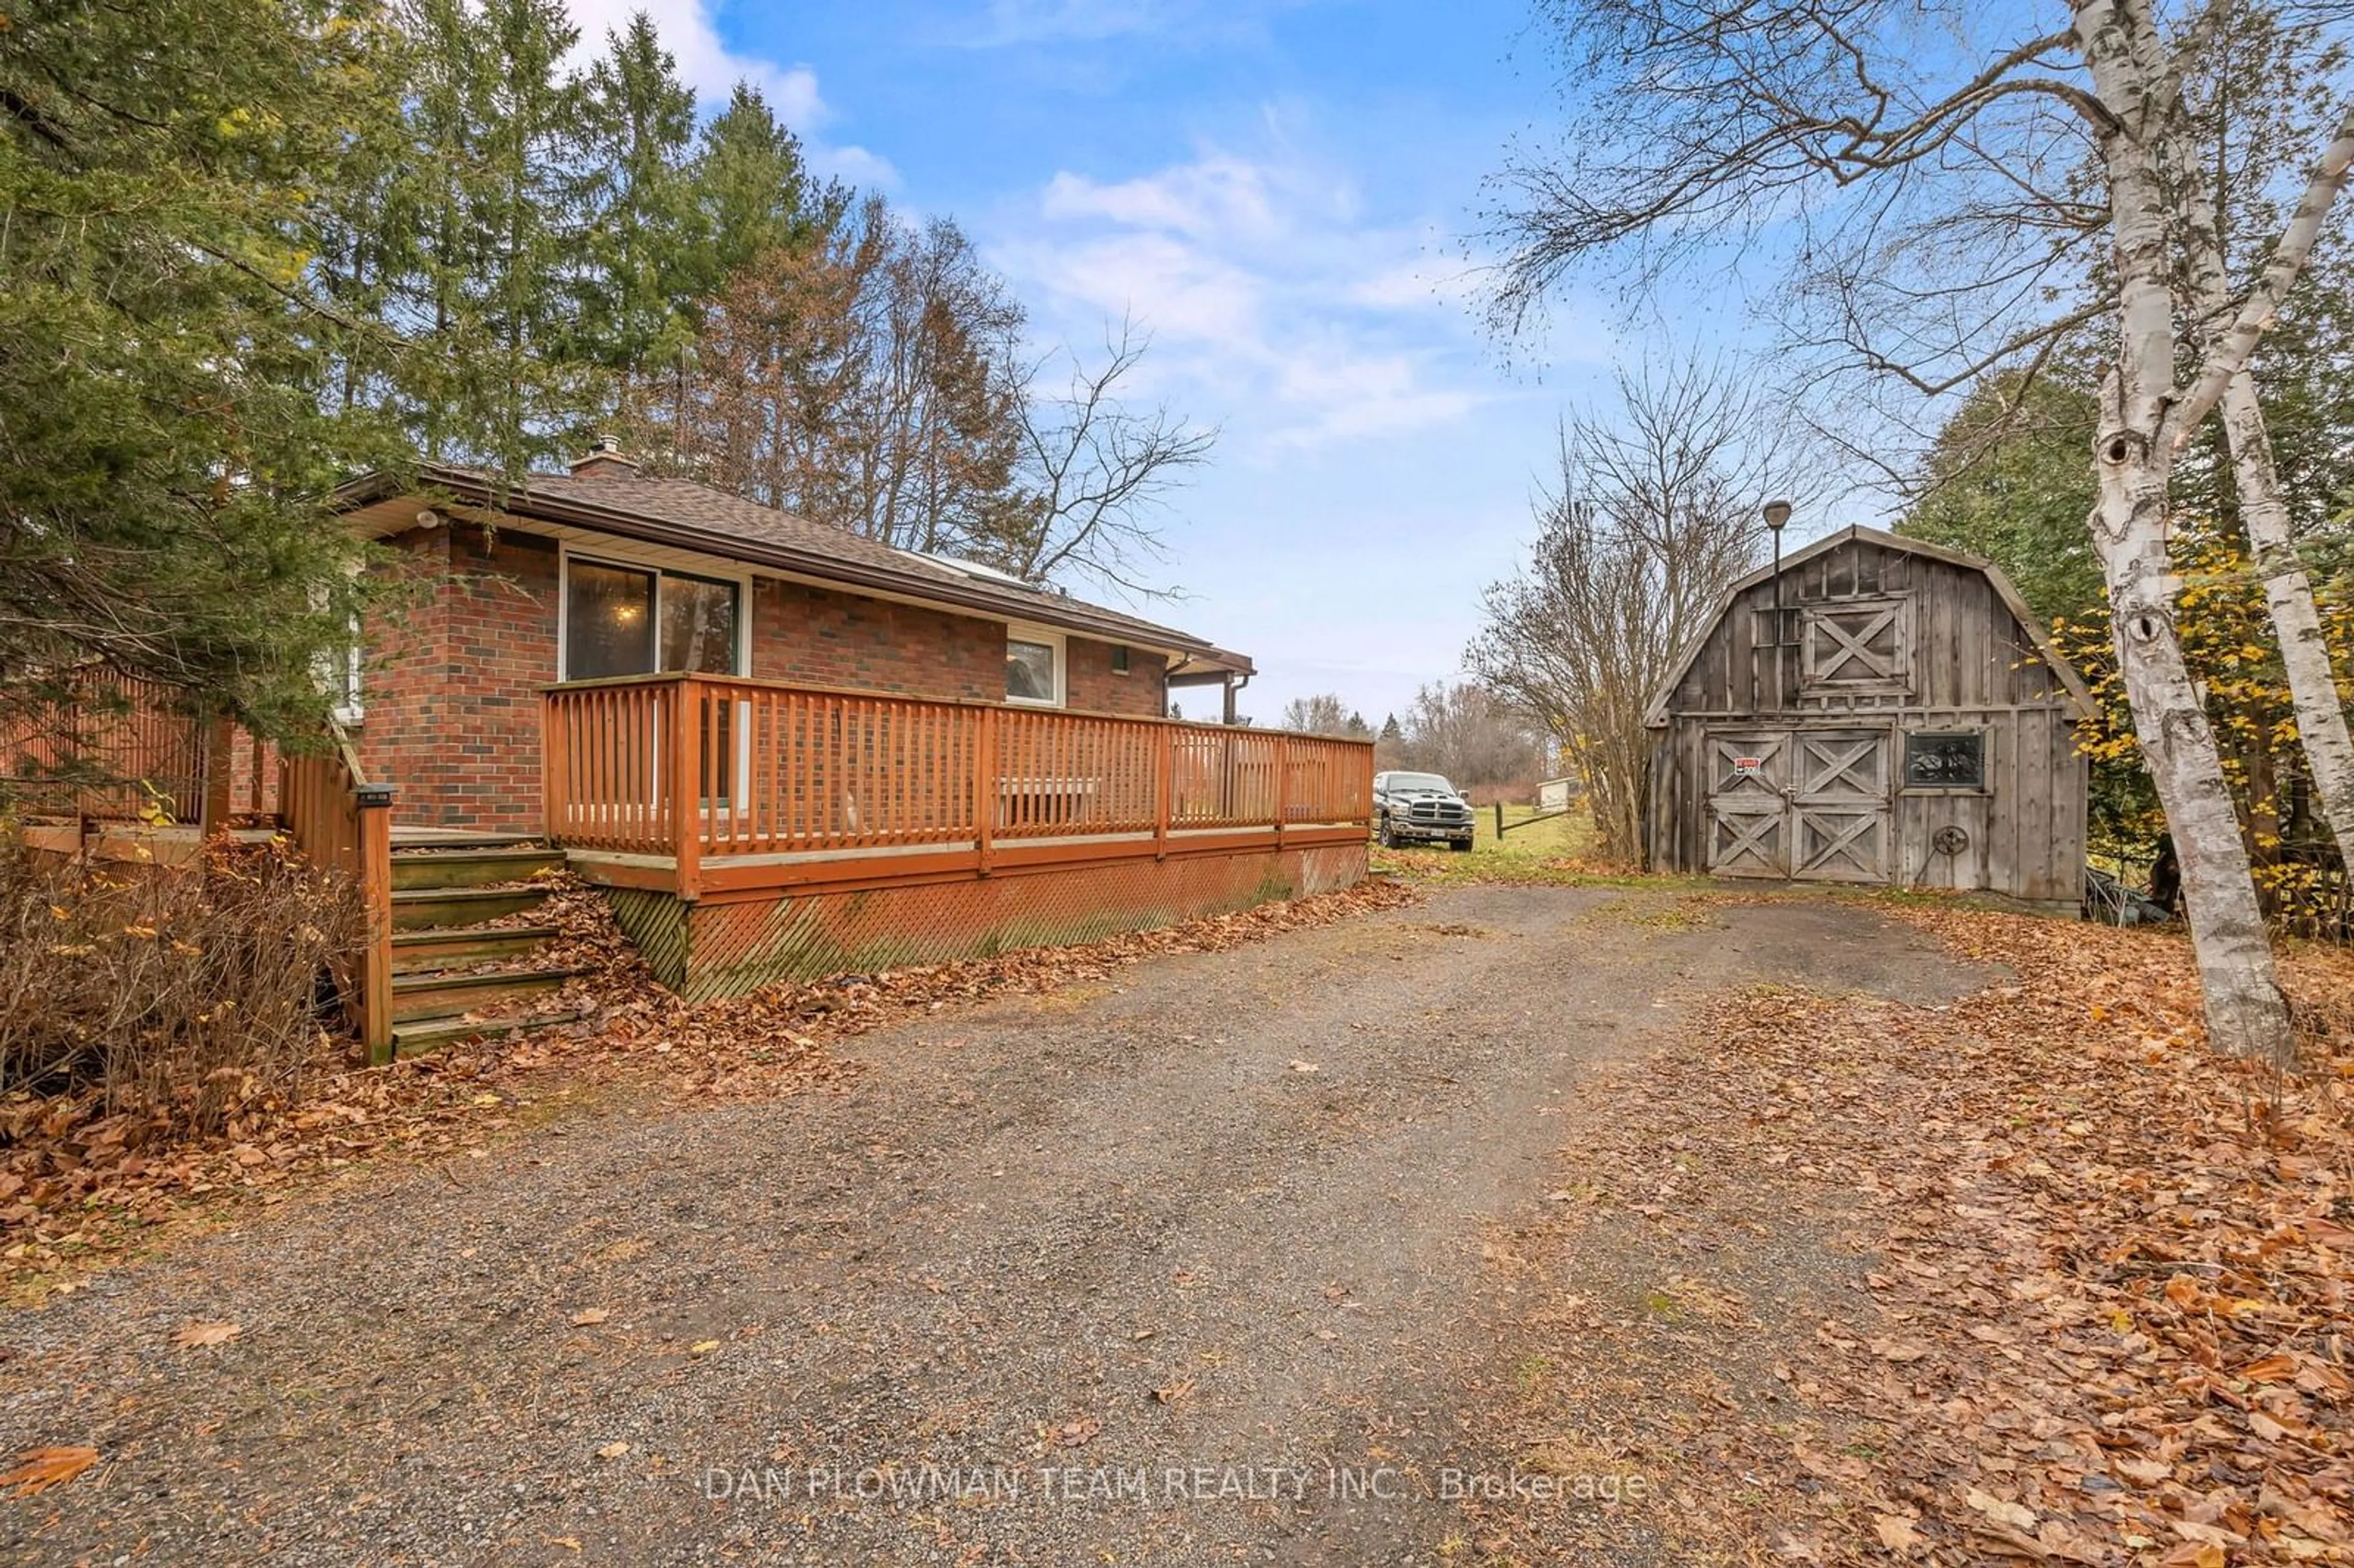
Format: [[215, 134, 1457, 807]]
[[569, 1308, 610, 1326], [173, 1322, 241, 1349], [1, 1447, 97, 1496], [1873, 1515, 1921, 1551]]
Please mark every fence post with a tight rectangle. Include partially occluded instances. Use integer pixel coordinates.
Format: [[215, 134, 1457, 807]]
[[1496, 802, 1505, 841], [672, 679, 703, 900], [539, 690, 560, 845], [1270, 734, 1289, 850], [354, 782, 395, 1064], [1153, 723, 1173, 860], [200, 717, 234, 834], [973, 704, 997, 875]]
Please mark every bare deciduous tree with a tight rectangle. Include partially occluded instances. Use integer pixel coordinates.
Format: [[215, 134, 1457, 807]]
[[1279, 694, 1371, 737], [1389, 682, 1551, 794], [1468, 358, 1777, 862], [638, 196, 1027, 558], [1007, 321, 1217, 599], [1486, 0, 2354, 1060], [633, 211, 1209, 599]]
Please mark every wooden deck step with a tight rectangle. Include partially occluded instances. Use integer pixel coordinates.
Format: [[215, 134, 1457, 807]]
[[389, 925, 559, 975], [388, 965, 585, 1025], [389, 847, 565, 891], [388, 1007, 590, 1061], [389, 829, 549, 851], [390, 885, 550, 931]]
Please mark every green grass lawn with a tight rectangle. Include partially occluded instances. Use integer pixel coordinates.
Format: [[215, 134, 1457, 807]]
[[1371, 801, 1641, 886]]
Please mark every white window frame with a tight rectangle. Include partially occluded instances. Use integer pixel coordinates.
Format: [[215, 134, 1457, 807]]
[[1004, 623, 1067, 708], [556, 544, 752, 683], [331, 622, 365, 727], [311, 568, 365, 726]]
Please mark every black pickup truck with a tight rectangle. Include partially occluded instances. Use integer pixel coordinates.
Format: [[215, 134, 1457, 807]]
[[1373, 771, 1476, 851]]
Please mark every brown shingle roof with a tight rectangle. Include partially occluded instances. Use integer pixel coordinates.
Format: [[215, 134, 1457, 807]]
[[341, 464, 1251, 674]]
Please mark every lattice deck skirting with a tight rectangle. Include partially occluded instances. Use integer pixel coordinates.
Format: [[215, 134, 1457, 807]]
[[601, 842, 1369, 1003]]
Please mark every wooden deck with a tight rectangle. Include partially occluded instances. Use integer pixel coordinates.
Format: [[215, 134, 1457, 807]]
[[542, 674, 1375, 900]]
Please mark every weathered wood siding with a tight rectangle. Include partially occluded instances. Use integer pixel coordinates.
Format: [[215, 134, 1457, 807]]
[[1648, 535, 2087, 905]]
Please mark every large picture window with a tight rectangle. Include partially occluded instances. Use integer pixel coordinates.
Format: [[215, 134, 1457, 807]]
[[562, 557, 741, 682]]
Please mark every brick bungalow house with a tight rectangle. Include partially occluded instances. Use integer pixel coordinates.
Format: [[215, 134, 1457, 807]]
[[273, 444, 1376, 1036], [326, 443, 1267, 837]]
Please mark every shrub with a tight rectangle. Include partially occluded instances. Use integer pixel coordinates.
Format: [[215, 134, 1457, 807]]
[[0, 834, 360, 1136]]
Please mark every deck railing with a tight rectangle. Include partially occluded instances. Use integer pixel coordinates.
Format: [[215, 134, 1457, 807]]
[[543, 674, 1374, 894], [279, 727, 394, 1060]]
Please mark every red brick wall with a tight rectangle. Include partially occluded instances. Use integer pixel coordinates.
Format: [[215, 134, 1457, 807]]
[[352, 523, 555, 834], [1065, 636, 1167, 718], [749, 580, 1000, 700]]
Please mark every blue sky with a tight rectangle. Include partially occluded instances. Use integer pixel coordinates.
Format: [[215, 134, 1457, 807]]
[[566, 0, 1655, 726]]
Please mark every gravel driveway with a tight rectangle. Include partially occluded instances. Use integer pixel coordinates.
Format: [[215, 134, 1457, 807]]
[[0, 884, 1989, 1566]]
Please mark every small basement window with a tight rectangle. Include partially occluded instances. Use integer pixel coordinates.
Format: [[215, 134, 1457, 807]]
[[1006, 628, 1064, 706], [1903, 731, 1986, 790]]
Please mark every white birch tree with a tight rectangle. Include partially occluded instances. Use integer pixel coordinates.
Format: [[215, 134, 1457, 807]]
[[2162, 4, 2354, 869]]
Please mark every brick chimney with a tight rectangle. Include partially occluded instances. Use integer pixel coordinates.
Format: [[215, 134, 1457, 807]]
[[568, 435, 641, 480]]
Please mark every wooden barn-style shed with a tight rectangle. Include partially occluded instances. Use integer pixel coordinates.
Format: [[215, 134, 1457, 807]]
[[1644, 525, 2093, 909]]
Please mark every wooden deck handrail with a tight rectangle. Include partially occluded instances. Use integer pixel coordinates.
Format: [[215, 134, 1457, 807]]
[[278, 722, 394, 1061], [543, 675, 1375, 875]]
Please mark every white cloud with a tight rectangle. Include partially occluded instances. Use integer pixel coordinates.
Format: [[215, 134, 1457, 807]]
[[1042, 156, 1281, 242], [994, 137, 1492, 451], [560, 0, 896, 186], [973, 0, 1176, 43], [1007, 231, 1263, 344]]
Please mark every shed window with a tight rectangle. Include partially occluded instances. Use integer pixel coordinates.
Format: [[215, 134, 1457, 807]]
[[1903, 731, 1986, 790]]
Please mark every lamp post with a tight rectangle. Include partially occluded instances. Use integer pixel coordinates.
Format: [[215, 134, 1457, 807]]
[[1762, 499, 1792, 639]]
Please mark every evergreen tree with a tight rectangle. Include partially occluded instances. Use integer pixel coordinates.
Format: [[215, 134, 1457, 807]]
[[1899, 369, 2105, 627], [576, 13, 699, 417], [691, 83, 825, 296], [0, 0, 407, 746], [390, 0, 597, 475]]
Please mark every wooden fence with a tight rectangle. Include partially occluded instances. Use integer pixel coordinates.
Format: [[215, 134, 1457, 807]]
[[0, 669, 210, 824]]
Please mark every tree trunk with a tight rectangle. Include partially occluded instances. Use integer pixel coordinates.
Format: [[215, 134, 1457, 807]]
[[2078, 0, 2291, 1062], [2088, 421, 2290, 1059], [2213, 374, 2354, 864], [2163, 68, 2354, 871]]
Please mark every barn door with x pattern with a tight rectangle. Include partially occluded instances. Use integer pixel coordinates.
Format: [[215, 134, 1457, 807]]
[[1791, 729, 1892, 883], [1703, 733, 1792, 878], [1802, 598, 1910, 695]]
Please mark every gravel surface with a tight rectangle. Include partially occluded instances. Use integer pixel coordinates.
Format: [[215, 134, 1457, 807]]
[[0, 884, 1992, 1566]]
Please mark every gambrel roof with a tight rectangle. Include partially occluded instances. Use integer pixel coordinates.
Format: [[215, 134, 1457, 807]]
[[1641, 524, 2096, 727]]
